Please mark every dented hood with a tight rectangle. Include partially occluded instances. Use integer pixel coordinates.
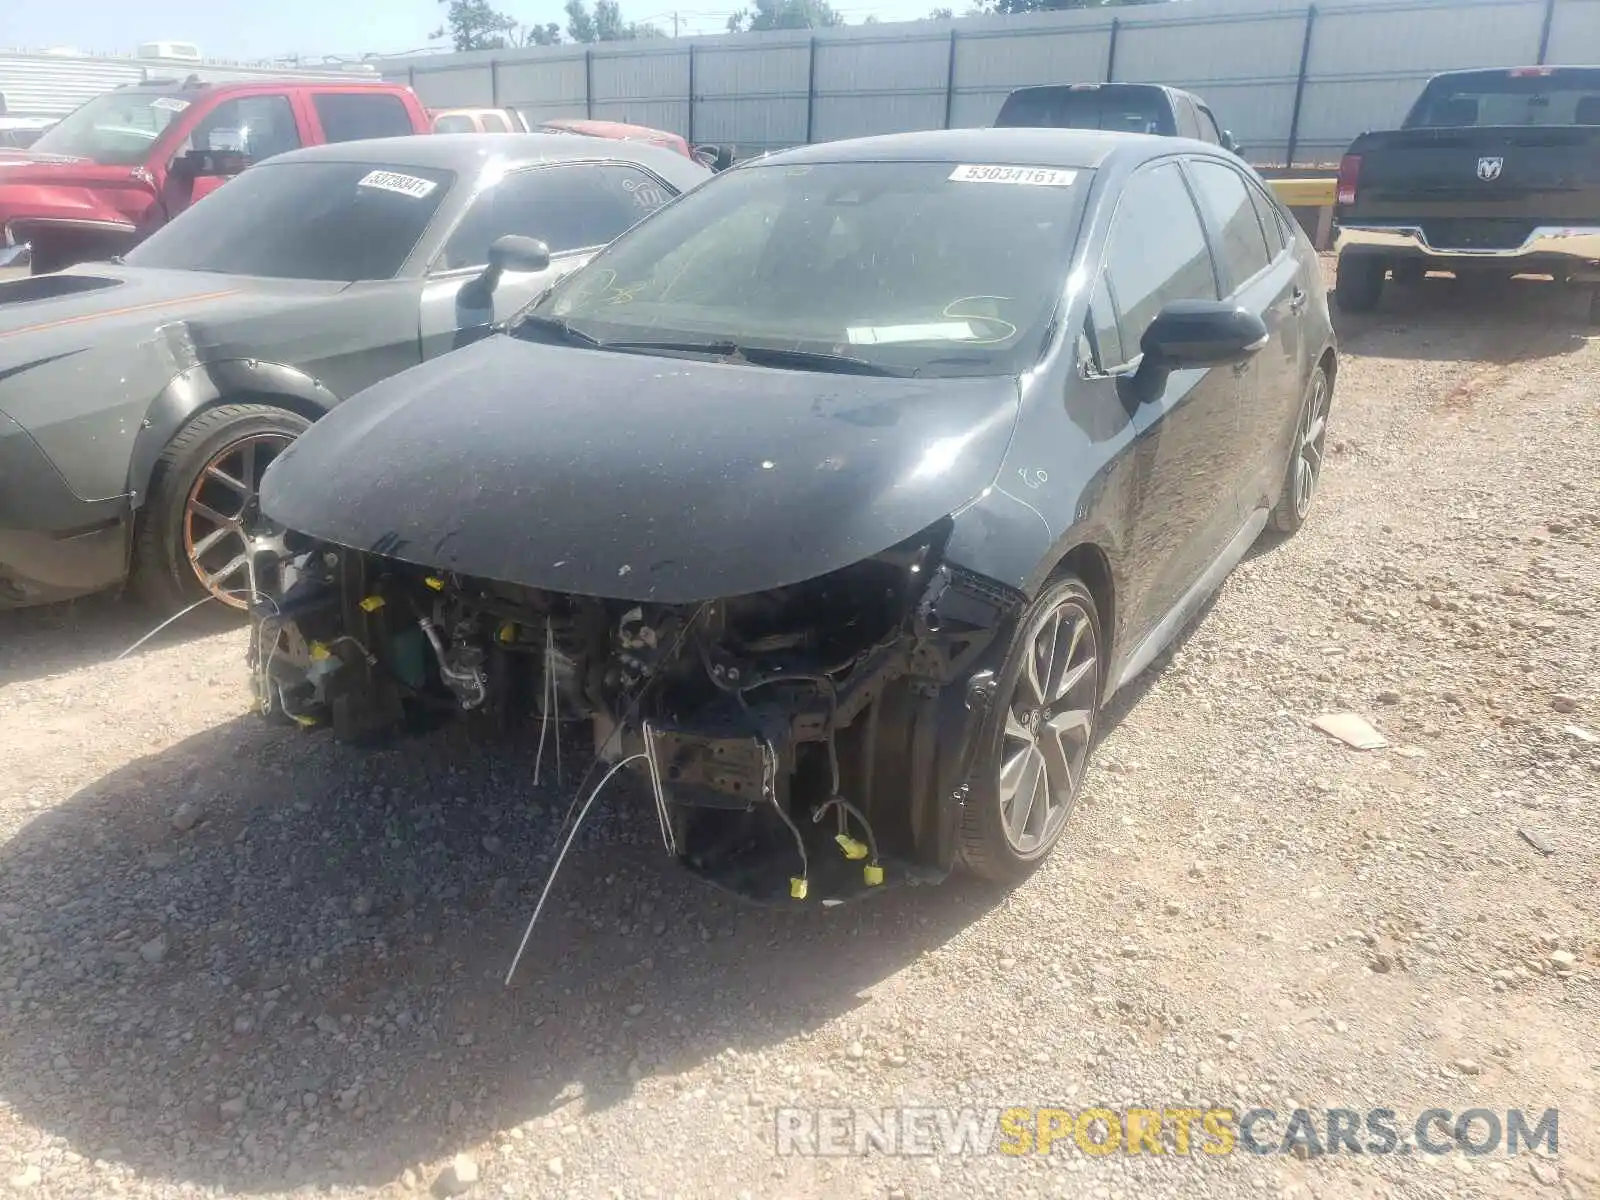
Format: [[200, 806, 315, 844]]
[[259, 333, 1021, 603]]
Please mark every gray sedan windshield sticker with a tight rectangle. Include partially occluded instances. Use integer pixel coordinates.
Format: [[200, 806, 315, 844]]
[[948, 164, 1077, 186], [357, 170, 439, 199]]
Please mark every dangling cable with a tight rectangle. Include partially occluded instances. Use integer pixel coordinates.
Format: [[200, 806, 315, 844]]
[[532, 616, 554, 786], [762, 739, 809, 898], [505, 752, 649, 985], [640, 719, 676, 856]]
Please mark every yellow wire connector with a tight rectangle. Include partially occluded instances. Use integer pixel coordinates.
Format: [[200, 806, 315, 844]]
[[789, 876, 809, 900], [835, 834, 869, 861], [423, 576, 445, 591], [359, 594, 385, 612], [863, 864, 885, 887], [498, 621, 518, 644], [308, 641, 331, 661]]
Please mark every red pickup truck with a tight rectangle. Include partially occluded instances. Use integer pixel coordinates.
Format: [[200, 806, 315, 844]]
[[0, 78, 430, 273]]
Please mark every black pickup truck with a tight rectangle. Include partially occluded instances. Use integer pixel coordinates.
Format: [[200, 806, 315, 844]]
[[1334, 66, 1600, 315]]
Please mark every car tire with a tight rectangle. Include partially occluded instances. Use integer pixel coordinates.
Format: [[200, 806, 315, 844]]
[[130, 403, 310, 614], [1335, 252, 1384, 314], [1268, 364, 1332, 536], [958, 575, 1103, 884]]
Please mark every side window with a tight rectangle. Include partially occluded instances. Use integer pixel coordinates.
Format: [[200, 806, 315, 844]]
[[1196, 105, 1224, 146], [1246, 180, 1286, 258], [434, 114, 475, 134], [1187, 160, 1272, 292], [1173, 95, 1202, 140], [1102, 161, 1218, 354], [439, 163, 676, 270], [183, 95, 301, 162], [313, 93, 414, 143], [480, 112, 510, 133]]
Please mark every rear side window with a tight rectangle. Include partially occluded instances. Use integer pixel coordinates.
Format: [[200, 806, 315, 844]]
[[1187, 160, 1272, 291], [440, 162, 676, 269], [480, 112, 510, 133], [314, 92, 414, 142], [434, 114, 475, 134], [1103, 161, 1218, 351], [1173, 95, 1203, 140], [1247, 181, 1287, 257]]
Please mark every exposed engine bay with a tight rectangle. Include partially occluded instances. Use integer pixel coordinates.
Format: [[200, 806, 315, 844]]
[[246, 523, 1022, 905]]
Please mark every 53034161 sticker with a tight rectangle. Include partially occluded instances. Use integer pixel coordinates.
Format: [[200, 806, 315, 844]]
[[356, 170, 439, 199], [948, 164, 1077, 187]]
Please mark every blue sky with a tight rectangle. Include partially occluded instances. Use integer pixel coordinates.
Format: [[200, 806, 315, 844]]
[[2, 0, 933, 61]]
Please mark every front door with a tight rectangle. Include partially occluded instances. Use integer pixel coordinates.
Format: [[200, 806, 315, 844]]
[[1094, 158, 1248, 646]]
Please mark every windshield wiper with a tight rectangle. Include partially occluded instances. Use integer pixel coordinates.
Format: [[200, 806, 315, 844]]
[[511, 313, 606, 348], [599, 339, 908, 376]]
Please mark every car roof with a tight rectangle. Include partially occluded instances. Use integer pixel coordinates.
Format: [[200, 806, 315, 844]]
[[264, 132, 688, 174], [115, 78, 402, 95], [751, 127, 1203, 171]]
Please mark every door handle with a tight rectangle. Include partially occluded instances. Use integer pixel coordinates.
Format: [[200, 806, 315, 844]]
[[1289, 287, 1308, 313]]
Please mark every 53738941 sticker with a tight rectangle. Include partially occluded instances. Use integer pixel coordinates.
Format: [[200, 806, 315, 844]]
[[356, 170, 439, 199], [948, 164, 1078, 187]]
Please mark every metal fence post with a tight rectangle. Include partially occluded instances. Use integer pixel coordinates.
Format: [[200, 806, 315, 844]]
[[1536, 0, 1557, 63], [944, 30, 958, 128], [1105, 18, 1120, 83], [490, 58, 500, 107], [1284, 4, 1318, 168], [585, 49, 594, 118], [686, 42, 696, 145], [805, 36, 818, 144]]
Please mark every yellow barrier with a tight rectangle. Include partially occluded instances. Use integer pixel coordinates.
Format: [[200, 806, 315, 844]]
[[1267, 177, 1337, 207]]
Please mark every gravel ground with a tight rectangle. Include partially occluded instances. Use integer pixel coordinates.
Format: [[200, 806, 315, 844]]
[[1, 273, 1596, 1200]]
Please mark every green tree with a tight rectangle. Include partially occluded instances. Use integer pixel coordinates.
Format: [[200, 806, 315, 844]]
[[433, 0, 519, 50], [930, 7, 954, 17], [566, 0, 665, 41], [518, 21, 564, 43], [726, 0, 846, 32], [971, 0, 1165, 12]]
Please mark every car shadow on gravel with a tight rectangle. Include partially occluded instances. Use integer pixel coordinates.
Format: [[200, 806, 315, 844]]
[[0, 591, 239, 689], [1331, 275, 1596, 361], [0, 714, 1009, 1193]]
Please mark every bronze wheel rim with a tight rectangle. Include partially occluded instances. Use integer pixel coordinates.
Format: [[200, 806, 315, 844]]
[[183, 432, 293, 609]]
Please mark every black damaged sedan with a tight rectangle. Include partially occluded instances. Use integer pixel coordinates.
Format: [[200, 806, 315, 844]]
[[251, 128, 1337, 900]]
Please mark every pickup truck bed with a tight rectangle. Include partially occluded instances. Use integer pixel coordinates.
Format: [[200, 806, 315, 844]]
[[1334, 66, 1600, 313]]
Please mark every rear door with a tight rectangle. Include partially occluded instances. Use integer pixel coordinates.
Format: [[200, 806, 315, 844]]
[[1184, 156, 1306, 516], [308, 91, 417, 144], [417, 160, 678, 357]]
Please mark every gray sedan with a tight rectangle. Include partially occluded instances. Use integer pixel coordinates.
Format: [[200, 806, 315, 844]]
[[0, 133, 708, 611]]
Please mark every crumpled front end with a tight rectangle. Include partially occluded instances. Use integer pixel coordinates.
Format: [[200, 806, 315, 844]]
[[246, 525, 1023, 904]]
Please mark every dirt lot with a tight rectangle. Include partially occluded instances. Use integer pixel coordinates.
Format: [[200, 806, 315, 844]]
[[1, 276, 1596, 1200]]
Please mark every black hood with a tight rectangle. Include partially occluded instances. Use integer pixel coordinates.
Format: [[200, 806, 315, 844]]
[[260, 334, 1022, 603]]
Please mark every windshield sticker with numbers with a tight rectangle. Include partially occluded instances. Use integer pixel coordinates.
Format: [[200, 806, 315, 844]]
[[948, 164, 1078, 186], [357, 170, 439, 199], [149, 96, 191, 113]]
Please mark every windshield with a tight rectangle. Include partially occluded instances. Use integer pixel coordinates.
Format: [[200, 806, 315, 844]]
[[996, 87, 1172, 136], [30, 91, 188, 165], [523, 159, 1088, 377], [125, 160, 453, 280], [1405, 69, 1600, 128]]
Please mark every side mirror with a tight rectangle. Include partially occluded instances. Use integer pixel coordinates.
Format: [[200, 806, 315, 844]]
[[1141, 300, 1268, 368], [1222, 131, 1242, 155], [468, 235, 553, 305], [171, 148, 250, 180]]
